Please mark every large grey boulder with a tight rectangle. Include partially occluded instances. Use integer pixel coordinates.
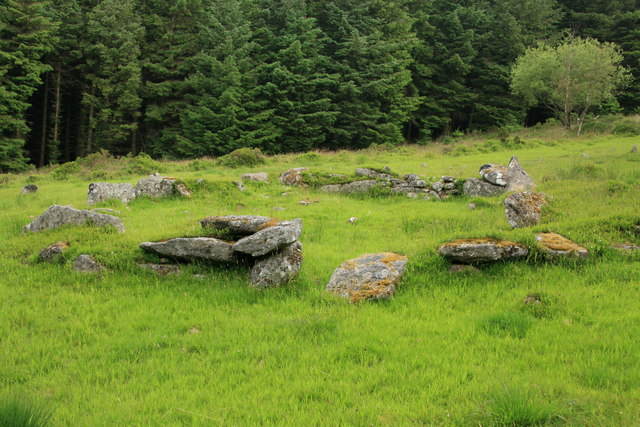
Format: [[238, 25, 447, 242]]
[[73, 254, 104, 273], [87, 182, 136, 205], [479, 164, 509, 186], [438, 239, 528, 263], [139, 238, 236, 263], [242, 172, 269, 182], [200, 215, 276, 236], [39, 241, 70, 262], [23, 205, 125, 233], [504, 192, 548, 228], [232, 218, 302, 257], [325, 252, 408, 303], [249, 241, 303, 288], [279, 168, 308, 186], [506, 156, 535, 191], [535, 233, 588, 260], [463, 178, 506, 197], [135, 174, 177, 198]]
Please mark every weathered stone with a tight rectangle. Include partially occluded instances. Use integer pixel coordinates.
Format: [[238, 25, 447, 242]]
[[23, 205, 125, 233], [463, 178, 506, 197], [506, 156, 535, 191], [249, 241, 303, 289], [479, 164, 509, 186], [404, 173, 420, 182], [139, 263, 181, 275], [21, 184, 38, 194], [325, 252, 408, 303], [438, 239, 528, 263], [410, 179, 427, 188], [200, 215, 276, 236], [536, 233, 588, 260], [73, 254, 104, 273], [355, 168, 393, 180], [504, 192, 548, 228], [632, 145, 638, 153], [468, 203, 476, 210], [443, 182, 456, 190], [134, 174, 177, 198], [241, 172, 269, 182], [320, 184, 343, 193], [614, 244, 640, 251], [279, 168, 308, 186], [234, 181, 246, 191], [233, 218, 302, 257], [431, 181, 444, 192], [442, 176, 455, 183], [39, 241, 70, 262], [175, 183, 192, 197], [340, 180, 385, 194], [87, 182, 135, 205], [139, 238, 236, 263]]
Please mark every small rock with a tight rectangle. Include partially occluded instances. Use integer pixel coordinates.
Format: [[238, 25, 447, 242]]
[[234, 181, 246, 192], [73, 254, 104, 273], [272, 206, 286, 211], [443, 183, 456, 190], [233, 218, 302, 257], [193, 274, 206, 280], [632, 145, 638, 153], [23, 205, 124, 233], [467, 203, 476, 210], [581, 153, 590, 158], [421, 163, 427, 168], [39, 241, 70, 262], [200, 215, 276, 236], [299, 200, 311, 206], [175, 183, 192, 197], [613, 244, 640, 251], [139, 263, 181, 275], [535, 233, 588, 260], [348, 217, 359, 224], [241, 172, 268, 183], [504, 192, 548, 228], [355, 168, 393, 180], [279, 168, 308, 186], [249, 241, 303, 289], [340, 180, 385, 194], [431, 182, 444, 192], [326, 253, 408, 303], [407, 193, 419, 198], [87, 182, 135, 205], [196, 178, 204, 184], [140, 238, 236, 263], [442, 176, 455, 183], [21, 184, 38, 194], [438, 239, 528, 263], [188, 328, 201, 334]]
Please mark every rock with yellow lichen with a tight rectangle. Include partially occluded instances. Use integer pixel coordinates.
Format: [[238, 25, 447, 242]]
[[438, 238, 528, 263], [249, 241, 303, 288], [200, 215, 277, 236], [325, 252, 408, 303], [504, 191, 548, 228], [232, 218, 303, 257], [535, 233, 589, 260]]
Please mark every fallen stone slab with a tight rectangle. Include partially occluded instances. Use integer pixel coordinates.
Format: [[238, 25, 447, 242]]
[[23, 205, 125, 233], [232, 218, 302, 257], [87, 182, 135, 205], [39, 241, 70, 262], [463, 178, 506, 197], [139, 263, 181, 275], [279, 168, 308, 186], [249, 241, 303, 288], [504, 192, 548, 228], [325, 252, 408, 303], [438, 238, 528, 263], [21, 184, 38, 194], [134, 174, 177, 198], [200, 215, 277, 236], [535, 233, 588, 260], [242, 172, 268, 182], [73, 254, 104, 273], [140, 238, 236, 263]]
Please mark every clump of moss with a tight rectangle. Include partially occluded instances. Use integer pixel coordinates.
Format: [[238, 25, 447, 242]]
[[216, 148, 266, 168]]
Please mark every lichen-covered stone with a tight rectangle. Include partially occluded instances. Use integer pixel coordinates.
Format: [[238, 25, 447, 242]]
[[241, 172, 269, 182], [504, 192, 548, 228], [535, 233, 588, 260], [232, 218, 302, 257], [463, 178, 506, 197], [506, 156, 535, 191], [23, 205, 125, 233], [325, 252, 408, 303], [87, 182, 136, 205], [139, 238, 236, 263], [134, 174, 177, 198], [249, 241, 303, 288], [438, 239, 528, 263], [39, 241, 70, 262], [340, 180, 385, 194], [355, 168, 393, 180], [479, 164, 509, 186], [279, 168, 308, 186], [73, 254, 104, 273], [200, 215, 277, 236]]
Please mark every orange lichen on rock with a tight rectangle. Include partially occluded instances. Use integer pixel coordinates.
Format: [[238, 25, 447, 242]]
[[443, 238, 523, 248], [349, 278, 396, 303], [536, 233, 586, 252], [256, 217, 280, 230]]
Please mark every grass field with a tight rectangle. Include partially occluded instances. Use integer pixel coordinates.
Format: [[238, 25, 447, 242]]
[[1, 133, 639, 425]]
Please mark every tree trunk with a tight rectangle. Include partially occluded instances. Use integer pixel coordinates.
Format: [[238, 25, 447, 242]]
[[131, 117, 138, 155], [86, 85, 95, 154], [39, 74, 50, 167], [51, 64, 62, 162]]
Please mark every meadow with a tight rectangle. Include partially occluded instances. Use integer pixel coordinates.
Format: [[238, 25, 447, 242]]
[[1, 131, 639, 425]]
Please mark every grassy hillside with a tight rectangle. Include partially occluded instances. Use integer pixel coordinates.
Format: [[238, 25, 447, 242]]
[[1, 134, 639, 425]]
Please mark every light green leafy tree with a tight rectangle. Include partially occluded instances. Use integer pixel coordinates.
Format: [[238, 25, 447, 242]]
[[511, 37, 631, 134]]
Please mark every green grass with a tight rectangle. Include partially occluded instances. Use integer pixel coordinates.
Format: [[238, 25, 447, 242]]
[[1, 134, 639, 424]]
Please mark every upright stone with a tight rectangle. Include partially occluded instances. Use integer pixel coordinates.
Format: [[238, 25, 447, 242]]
[[249, 241, 303, 288], [479, 164, 509, 186], [87, 182, 136, 205], [135, 174, 176, 198], [23, 205, 124, 233], [325, 253, 408, 303], [506, 156, 535, 191], [504, 192, 548, 228]]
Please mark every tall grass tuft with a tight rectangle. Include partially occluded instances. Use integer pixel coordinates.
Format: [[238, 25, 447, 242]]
[[484, 387, 564, 426], [479, 312, 532, 338], [0, 394, 53, 427]]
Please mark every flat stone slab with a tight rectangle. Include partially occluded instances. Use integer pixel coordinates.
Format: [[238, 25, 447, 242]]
[[39, 241, 70, 262], [504, 192, 547, 228], [199, 215, 276, 236], [87, 182, 135, 205], [438, 238, 528, 263], [23, 205, 125, 233], [463, 178, 506, 197], [135, 174, 177, 198], [140, 238, 236, 263], [536, 233, 588, 260], [479, 164, 509, 186], [241, 172, 268, 182], [325, 252, 408, 303], [232, 218, 302, 257], [249, 241, 303, 288]]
